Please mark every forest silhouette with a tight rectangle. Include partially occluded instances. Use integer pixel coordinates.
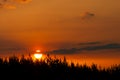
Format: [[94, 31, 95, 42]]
[[0, 54, 119, 80]]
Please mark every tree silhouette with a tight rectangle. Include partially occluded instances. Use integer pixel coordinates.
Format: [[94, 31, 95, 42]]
[[0, 54, 119, 80]]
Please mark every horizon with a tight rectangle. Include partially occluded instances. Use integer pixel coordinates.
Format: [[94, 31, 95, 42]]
[[0, 0, 120, 68]]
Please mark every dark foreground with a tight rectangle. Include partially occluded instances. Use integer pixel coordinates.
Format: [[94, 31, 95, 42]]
[[0, 55, 120, 80]]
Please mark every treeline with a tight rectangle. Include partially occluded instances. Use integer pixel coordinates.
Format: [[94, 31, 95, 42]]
[[0, 54, 119, 80]]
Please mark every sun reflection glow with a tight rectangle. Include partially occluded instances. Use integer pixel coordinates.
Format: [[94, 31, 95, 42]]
[[34, 54, 42, 59]]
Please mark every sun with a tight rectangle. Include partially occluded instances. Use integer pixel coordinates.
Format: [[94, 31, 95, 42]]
[[33, 49, 43, 59], [34, 54, 43, 59]]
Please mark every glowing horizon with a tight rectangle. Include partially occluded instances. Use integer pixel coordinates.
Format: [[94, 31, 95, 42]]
[[0, 0, 120, 67], [34, 53, 43, 59]]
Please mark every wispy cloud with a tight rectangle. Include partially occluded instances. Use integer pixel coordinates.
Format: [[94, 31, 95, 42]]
[[3, 4, 16, 9], [80, 12, 95, 20], [80, 43, 120, 51], [57, 11, 95, 23], [0, 38, 27, 53], [14, 0, 32, 4], [0, 0, 32, 9], [78, 41, 101, 45], [46, 43, 120, 54]]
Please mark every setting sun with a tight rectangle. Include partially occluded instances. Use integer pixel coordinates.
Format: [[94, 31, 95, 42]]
[[34, 54, 42, 59]]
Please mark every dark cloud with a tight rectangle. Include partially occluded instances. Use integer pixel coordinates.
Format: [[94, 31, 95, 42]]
[[80, 12, 95, 19], [78, 41, 101, 45], [49, 48, 78, 54], [46, 43, 120, 54], [57, 11, 95, 23], [80, 43, 120, 51]]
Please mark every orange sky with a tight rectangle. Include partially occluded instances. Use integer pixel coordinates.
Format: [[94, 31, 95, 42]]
[[0, 0, 120, 67]]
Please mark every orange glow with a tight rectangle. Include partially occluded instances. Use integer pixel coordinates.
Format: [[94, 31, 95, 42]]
[[36, 50, 41, 53], [34, 54, 42, 59]]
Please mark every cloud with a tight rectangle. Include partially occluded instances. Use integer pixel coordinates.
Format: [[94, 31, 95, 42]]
[[0, 38, 28, 53], [46, 43, 120, 54], [0, 3, 3, 8], [49, 48, 78, 54], [14, 0, 32, 4], [78, 41, 101, 45], [80, 12, 95, 19], [0, 0, 32, 9], [3, 4, 16, 9], [57, 11, 95, 23], [80, 43, 120, 51], [1, 0, 8, 2], [0, 3, 16, 9]]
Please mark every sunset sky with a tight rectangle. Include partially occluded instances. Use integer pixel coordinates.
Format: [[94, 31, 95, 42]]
[[0, 0, 120, 67]]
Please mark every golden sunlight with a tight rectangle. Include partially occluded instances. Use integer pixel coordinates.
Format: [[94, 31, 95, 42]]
[[34, 54, 43, 59], [36, 50, 41, 53]]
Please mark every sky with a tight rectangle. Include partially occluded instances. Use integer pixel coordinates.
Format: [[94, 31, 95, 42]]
[[0, 0, 120, 67]]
